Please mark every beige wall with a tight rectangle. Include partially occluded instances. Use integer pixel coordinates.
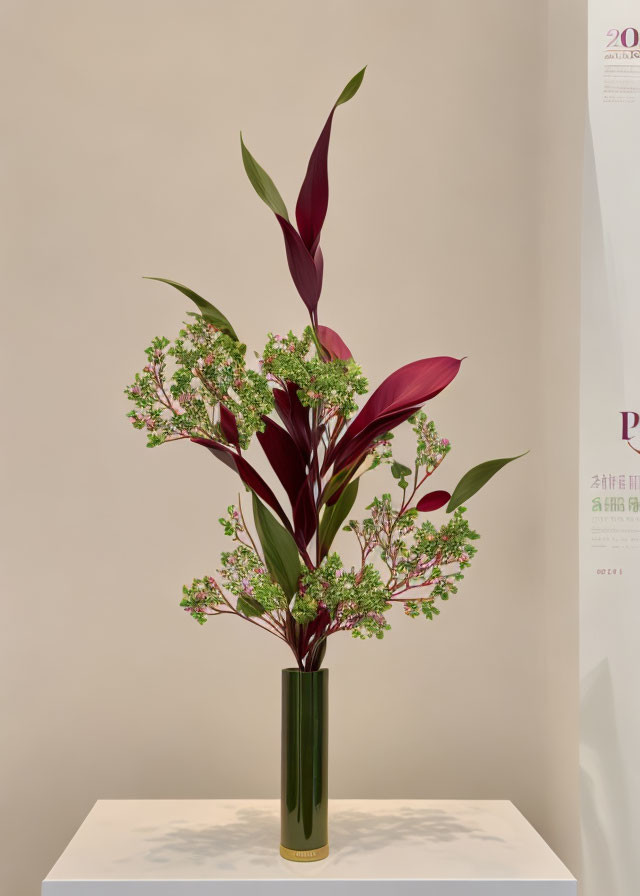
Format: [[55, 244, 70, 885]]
[[0, 1, 583, 893]]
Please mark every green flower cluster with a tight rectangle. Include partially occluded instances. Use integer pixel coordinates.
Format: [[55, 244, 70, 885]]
[[377, 414, 450, 493], [215, 506, 288, 616], [349, 494, 418, 566], [295, 554, 391, 639], [410, 411, 451, 470], [125, 318, 273, 449], [398, 508, 479, 616], [185, 504, 392, 640], [180, 576, 224, 625], [218, 544, 288, 614], [261, 328, 367, 418], [369, 436, 394, 470], [345, 494, 479, 621]]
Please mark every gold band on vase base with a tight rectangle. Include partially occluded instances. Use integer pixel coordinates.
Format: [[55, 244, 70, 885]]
[[279, 843, 329, 862]]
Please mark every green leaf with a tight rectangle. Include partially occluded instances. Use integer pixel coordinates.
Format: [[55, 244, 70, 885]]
[[251, 492, 301, 599], [336, 66, 367, 107], [321, 454, 375, 507], [237, 595, 266, 617], [391, 461, 412, 480], [318, 479, 359, 560], [322, 466, 353, 506], [446, 453, 527, 512], [240, 134, 289, 220], [143, 277, 239, 341]]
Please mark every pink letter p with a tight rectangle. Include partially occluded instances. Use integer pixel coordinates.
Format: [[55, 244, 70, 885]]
[[621, 411, 640, 441]]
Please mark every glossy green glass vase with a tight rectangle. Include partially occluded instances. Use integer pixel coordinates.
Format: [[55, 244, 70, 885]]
[[280, 668, 329, 861]]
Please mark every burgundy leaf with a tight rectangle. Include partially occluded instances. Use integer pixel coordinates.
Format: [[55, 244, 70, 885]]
[[324, 407, 424, 504], [286, 381, 312, 452], [317, 325, 352, 361], [273, 388, 297, 447], [299, 606, 331, 659], [328, 405, 423, 478], [275, 214, 321, 314], [295, 110, 335, 253], [292, 481, 318, 547], [219, 404, 239, 448], [273, 382, 312, 458], [256, 418, 306, 502], [257, 418, 317, 547], [273, 386, 291, 417], [328, 357, 462, 471], [416, 490, 451, 512], [295, 68, 366, 254], [350, 357, 462, 438], [191, 437, 292, 533]]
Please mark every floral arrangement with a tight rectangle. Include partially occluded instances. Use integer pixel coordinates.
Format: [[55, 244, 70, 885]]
[[125, 69, 522, 672]]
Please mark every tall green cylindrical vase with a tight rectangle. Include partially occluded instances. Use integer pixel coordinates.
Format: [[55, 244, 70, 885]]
[[280, 668, 329, 862]]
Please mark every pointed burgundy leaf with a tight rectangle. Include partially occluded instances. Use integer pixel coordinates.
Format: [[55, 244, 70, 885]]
[[275, 214, 321, 313], [295, 68, 366, 254], [286, 381, 312, 454], [328, 357, 462, 472], [299, 605, 330, 659], [256, 417, 316, 547], [219, 404, 239, 448], [256, 418, 306, 501], [350, 357, 462, 438], [416, 490, 451, 512], [324, 406, 423, 503], [273, 382, 312, 458], [273, 387, 299, 449], [317, 325, 352, 361], [191, 437, 293, 533], [292, 480, 317, 547], [273, 386, 290, 417], [328, 405, 423, 477], [295, 111, 335, 253]]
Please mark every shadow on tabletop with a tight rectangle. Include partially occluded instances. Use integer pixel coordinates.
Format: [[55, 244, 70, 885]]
[[132, 804, 503, 871]]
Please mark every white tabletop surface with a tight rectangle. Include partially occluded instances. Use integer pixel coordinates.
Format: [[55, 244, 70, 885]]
[[42, 799, 576, 894]]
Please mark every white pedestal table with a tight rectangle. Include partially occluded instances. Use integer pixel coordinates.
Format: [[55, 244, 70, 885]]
[[42, 799, 576, 894]]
